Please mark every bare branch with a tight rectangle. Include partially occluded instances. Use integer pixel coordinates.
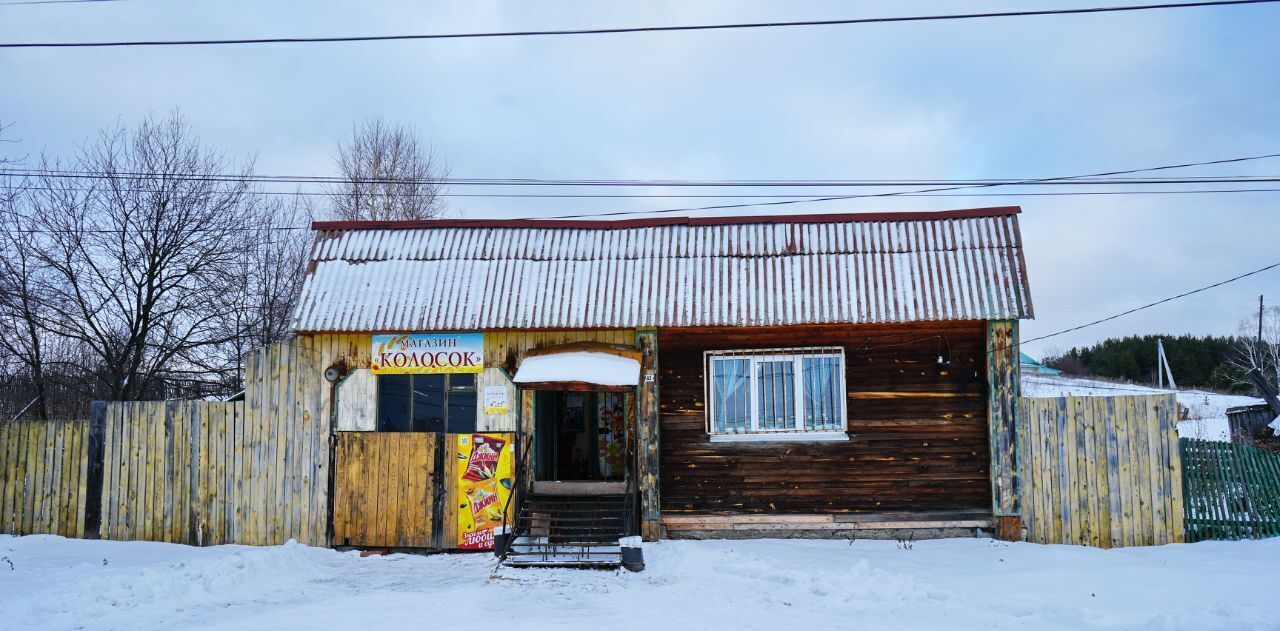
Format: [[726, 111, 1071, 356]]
[[326, 118, 448, 220]]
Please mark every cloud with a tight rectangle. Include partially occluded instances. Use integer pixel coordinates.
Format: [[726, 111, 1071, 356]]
[[2, 0, 1278, 355]]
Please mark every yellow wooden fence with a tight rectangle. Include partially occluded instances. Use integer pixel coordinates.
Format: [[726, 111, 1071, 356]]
[[1017, 394, 1185, 547], [0, 419, 89, 538], [332, 432, 437, 548], [99, 341, 328, 546], [99, 401, 188, 543]]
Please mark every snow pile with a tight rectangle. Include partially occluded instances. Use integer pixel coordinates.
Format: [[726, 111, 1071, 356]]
[[1022, 374, 1263, 442], [513, 351, 640, 386], [2, 535, 1278, 630]]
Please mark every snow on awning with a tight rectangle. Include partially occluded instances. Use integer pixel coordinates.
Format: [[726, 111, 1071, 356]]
[[513, 351, 641, 389]]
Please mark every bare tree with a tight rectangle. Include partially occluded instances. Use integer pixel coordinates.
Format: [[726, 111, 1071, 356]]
[[25, 112, 261, 401], [201, 193, 312, 392], [0, 120, 22, 205], [328, 118, 447, 220], [0, 120, 19, 160], [0, 207, 55, 419], [0, 120, 54, 419], [1228, 305, 1280, 394]]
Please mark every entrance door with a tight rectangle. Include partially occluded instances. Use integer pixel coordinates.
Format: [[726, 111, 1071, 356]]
[[533, 391, 630, 482]]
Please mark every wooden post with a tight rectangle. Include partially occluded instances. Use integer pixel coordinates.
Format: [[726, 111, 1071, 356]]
[[636, 330, 661, 541], [520, 389, 536, 489], [987, 320, 1021, 539], [84, 401, 107, 539]]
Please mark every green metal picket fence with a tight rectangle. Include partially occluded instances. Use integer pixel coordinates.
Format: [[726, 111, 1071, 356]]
[[1180, 438, 1280, 542]]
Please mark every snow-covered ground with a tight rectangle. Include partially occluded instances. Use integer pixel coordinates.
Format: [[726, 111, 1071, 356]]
[[2, 535, 1278, 630], [1022, 373, 1264, 442]]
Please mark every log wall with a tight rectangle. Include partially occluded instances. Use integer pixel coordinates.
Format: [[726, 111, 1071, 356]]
[[658, 322, 992, 515]]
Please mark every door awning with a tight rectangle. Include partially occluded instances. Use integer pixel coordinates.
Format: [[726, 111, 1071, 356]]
[[513, 343, 642, 390]]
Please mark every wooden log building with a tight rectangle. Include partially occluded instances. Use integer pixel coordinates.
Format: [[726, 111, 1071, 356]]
[[291, 206, 1033, 561]]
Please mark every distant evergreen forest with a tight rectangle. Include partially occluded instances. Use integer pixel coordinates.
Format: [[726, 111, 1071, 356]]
[[1041, 334, 1248, 393]]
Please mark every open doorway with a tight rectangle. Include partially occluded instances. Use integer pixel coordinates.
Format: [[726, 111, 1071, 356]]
[[533, 390, 629, 482]]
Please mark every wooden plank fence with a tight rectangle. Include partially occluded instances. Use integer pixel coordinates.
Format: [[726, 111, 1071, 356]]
[[0, 419, 89, 538], [1017, 394, 1185, 547], [1180, 438, 1280, 541], [99, 401, 201, 543], [98, 341, 328, 546]]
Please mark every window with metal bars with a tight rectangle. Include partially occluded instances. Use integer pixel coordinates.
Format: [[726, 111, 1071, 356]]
[[704, 347, 847, 440]]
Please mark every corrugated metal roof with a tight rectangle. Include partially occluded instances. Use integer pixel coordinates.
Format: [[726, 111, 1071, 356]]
[[291, 207, 1034, 332]]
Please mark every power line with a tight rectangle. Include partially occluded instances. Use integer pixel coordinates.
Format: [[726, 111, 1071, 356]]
[[1038, 295, 1261, 301], [10, 172, 1280, 187], [546, 152, 1280, 218], [13, 181, 1280, 199], [0, 0, 120, 5], [1023, 260, 1280, 345], [5, 163, 1280, 189], [13, 166, 1280, 186], [5, 152, 1280, 226], [1, 0, 1276, 48]]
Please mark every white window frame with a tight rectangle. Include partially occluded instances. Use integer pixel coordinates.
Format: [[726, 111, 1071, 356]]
[[703, 346, 848, 442]]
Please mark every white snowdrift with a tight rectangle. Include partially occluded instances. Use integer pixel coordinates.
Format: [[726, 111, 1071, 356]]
[[1022, 374, 1264, 443], [1, 535, 1277, 630]]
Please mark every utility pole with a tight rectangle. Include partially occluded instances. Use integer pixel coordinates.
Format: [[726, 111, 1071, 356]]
[[1157, 338, 1163, 389], [1259, 295, 1265, 344], [1157, 338, 1176, 390]]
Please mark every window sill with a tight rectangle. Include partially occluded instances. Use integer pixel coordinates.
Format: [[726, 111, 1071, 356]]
[[708, 431, 849, 443]]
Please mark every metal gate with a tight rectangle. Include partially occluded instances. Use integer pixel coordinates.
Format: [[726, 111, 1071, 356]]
[[1181, 437, 1280, 541]]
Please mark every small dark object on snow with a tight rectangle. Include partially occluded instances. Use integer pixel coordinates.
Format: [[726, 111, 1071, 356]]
[[621, 543, 645, 572]]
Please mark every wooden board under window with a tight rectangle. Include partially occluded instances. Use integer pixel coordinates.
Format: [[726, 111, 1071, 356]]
[[332, 432, 436, 548]]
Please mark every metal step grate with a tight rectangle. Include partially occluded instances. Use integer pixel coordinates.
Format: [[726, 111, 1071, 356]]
[[500, 493, 630, 568]]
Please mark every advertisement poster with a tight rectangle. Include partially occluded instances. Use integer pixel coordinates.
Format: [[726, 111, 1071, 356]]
[[371, 332, 484, 374], [482, 385, 508, 415], [454, 433, 516, 550]]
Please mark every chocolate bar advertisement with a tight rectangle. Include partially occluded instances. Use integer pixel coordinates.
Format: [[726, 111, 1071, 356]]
[[454, 433, 515, 550]]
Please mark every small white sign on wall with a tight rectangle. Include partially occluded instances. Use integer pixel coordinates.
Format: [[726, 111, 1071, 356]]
[[482, 385, 508, 415]]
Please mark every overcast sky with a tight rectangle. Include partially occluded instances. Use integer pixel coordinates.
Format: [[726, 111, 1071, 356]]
[[2, 0, 1278, 360]]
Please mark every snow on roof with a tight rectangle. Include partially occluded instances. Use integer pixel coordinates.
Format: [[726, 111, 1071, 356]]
[[291, 207, 1034, 332], [513, 351, 641, 387]]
